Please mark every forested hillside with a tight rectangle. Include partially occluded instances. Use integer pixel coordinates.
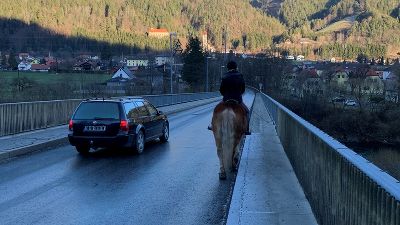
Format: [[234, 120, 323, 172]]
[[0, 0, 398, 58], [0, 0, 284, 54], [255, 0, 400, 58]]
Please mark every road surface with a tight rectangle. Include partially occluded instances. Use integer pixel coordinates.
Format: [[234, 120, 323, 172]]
[[0, 92, 254, 225]]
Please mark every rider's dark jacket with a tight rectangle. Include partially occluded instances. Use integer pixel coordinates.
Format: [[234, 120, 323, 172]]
[[219, 69, 245, 103]]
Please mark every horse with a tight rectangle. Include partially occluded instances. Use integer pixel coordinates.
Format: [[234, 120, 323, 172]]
[[211, 100, 248, 180]]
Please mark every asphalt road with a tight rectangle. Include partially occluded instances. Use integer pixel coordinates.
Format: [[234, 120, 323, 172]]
[[0, 92, 254, 225]]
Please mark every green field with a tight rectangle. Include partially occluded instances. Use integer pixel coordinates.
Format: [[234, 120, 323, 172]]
[[317, 15, 357, 34], [0, 71, 113, 102], [0, 71, 111, 85]]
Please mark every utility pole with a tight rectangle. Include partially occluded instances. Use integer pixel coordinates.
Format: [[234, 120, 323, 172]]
[[169, 32, 177, 94], [222, 26, 227, 63]]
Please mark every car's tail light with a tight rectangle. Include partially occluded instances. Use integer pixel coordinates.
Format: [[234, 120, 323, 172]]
[[69, 119, 73, 131], [120, 120, 129, 131]]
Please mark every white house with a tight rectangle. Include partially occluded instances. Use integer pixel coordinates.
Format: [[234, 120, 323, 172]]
[[127, 59, 149, 67], [112, 67, 136, 80], [296, 55, 305, 61], [155, 56, 172, 66], [18, 62, 31, 71], [285, 55, 295, 60], [107, 67, 136, 90]]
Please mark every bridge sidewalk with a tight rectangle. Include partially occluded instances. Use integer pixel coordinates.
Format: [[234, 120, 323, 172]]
[[0, 97, 221, 161], [227, 94, 318, 225]]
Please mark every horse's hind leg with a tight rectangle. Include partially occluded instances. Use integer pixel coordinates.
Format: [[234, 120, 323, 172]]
[[232, 136, 243, 171], [217, 147, 226, 180]]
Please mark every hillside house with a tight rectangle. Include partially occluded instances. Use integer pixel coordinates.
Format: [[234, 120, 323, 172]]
[[362, 69, 384, 95], [146, 28, 170, 38]]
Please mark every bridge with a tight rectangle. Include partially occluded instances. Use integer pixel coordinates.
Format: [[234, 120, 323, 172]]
[[0, 90, 399, 225]]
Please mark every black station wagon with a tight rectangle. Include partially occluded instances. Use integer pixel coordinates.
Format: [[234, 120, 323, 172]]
[[68, 97, 169, 154]]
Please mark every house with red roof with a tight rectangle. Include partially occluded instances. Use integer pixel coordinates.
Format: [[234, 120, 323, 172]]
[[300, 69, 324, 97], [146, 28, 170, 38], [362, 68, 384, 95], [30, 64, 50, 72]]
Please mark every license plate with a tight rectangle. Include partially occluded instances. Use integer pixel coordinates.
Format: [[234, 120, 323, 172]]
[[84, 126, 106, 132]]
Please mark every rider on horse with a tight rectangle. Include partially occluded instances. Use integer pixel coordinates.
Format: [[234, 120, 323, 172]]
[[209, 60, 250, 135]]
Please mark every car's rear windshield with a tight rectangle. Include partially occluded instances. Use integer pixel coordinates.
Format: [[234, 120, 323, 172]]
[[73, 102, 120, 120]]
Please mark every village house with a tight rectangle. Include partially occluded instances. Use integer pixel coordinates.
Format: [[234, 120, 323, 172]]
[[375, 67, 392, 80], [330, 66, 350, 93], [383, 72, 398, 103], [30, 64, 50, 72], [107, 67, 137, 90], [18, 62, 31, 71], [300, 69, 324, 97], [362, 69, 385, 95], [18, 53, 29, 60], [127, 59, 149, 68], [282, 66, 300, 97], [146, 28, 170, 38], [155, 56, 171, 66], [73, 61, 96, 71]]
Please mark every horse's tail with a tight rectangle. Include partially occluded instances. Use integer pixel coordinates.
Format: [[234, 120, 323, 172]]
[[220, 109, 236, 172]]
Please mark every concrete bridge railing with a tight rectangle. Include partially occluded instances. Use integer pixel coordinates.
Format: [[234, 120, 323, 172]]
[[0, 92, 220, 137], [260, 92, 400, 225]]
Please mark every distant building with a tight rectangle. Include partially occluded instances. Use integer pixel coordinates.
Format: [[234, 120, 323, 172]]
[[296, 55, 305, 61], [155, 56, 171, 66], [18, 53, 29, 60], [18, 62, 31, 71], [107, 67, 136, 89], [362, 69, 384, 95], [286, 55, 295, 60], [127, 59, 149, 67], [30, 64, 50, 72], [147, 28, 170, 38], [73, 61, 94, 71]]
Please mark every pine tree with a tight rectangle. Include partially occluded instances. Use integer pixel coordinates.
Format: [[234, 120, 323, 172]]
[[1, 54, 7, 68], [181, 36, 205, 91], [8, 52, 18, 70]]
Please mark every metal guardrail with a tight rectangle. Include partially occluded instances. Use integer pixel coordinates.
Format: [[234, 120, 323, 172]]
[[260, 92, 400, 225], [0, 92, 220, 137]]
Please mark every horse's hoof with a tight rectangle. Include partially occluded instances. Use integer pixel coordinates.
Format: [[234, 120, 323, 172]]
[[219, 172, 227, 180], [245, 131, 252, 135]]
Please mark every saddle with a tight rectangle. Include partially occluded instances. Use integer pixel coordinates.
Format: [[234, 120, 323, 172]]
[[224, 99, 240, 104], [208, 99, 251, 135]]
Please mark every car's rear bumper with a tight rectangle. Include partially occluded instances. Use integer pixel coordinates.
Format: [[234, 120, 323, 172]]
[[68, 134, 133, 148]]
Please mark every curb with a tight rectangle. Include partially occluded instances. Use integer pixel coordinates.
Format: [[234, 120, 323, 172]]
[[0, 97, 221, 161], [0, 137, 68, 161]]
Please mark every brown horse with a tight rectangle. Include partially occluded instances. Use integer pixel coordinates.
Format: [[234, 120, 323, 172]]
[[211, 100, 248, 180]]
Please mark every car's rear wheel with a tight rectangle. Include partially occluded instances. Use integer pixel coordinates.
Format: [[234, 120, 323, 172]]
[[160, 123, 169, 142], [135, 130, 145, 154], [76, 145, 90, 154]]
